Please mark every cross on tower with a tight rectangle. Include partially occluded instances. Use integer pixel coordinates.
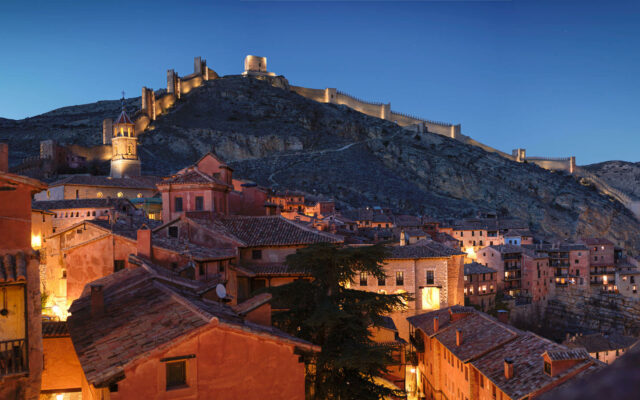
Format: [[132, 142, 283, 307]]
[[120, 91, 125, 110]]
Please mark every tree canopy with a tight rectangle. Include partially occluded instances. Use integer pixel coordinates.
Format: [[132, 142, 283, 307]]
[[269, 243, 410, 399]]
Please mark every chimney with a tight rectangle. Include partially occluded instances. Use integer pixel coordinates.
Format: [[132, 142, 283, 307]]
[[433, 316, 439, 333], [497, 309, 509, 324], [456, 329, 463, 346], [504, 358, 514, 379], [90, 285, 104, 317], [137, 228, 152, 259], [0, 142, 8, 173]]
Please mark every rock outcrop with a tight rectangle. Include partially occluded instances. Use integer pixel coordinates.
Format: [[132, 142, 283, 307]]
[[584, 160, 640, 200], [1, 75, 639, 252]]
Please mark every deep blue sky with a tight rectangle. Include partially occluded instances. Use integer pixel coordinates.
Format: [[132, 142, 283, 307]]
[[1, 0, 638, 164]]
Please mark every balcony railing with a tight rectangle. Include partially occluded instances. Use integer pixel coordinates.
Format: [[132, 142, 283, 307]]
[[0, 339, 27, 377]]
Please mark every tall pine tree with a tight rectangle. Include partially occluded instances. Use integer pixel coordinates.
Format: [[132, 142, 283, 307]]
[[270, 243, 409, 399]]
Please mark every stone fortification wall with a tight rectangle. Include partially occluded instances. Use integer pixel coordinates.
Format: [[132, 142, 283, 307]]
[[545, 286, 640, 335], [333, 90, 389, 120], [526, 157, 574, 173], [135, 57, 218, 133], [289, 86, 326, 103]]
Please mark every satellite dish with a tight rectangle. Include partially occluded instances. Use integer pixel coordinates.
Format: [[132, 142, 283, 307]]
[[215, 284, 227, 300]]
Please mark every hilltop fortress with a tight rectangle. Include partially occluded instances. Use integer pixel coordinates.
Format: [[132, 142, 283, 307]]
[[131, 55, 577, 174], [13, 55, 640, 216]]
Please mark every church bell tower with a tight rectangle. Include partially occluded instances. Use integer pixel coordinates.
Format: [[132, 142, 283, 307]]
[[110, 94, 141, 178]]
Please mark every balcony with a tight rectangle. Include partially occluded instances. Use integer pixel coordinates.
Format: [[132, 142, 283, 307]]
[[504, 273, 521, 281], [504, 264, 521, 271], [0, 339, 27, 377]]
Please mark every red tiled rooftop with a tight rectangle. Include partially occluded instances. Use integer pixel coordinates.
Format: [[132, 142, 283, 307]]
[[388, 240, 464, 259], [68, 262, 318, 388], [472, 333, 599, 400], [435, 313, 519, 362], [193, 215, 343, 247], [406, 306, 476, 337], [42, 321, 69, 338]]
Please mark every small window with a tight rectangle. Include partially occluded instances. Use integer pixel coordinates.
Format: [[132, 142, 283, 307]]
[[544, 361, 551, 375], [252, 250, 262, 260], [195, 196, 204, 211], [61, 269, 67, 279], [378, 275, 386, 286], [97, 192, 103, 198], [114, 260, 125, 272], [117, 192, 124, 198], [168, 226, 179, 238], [174, 197, 183, 212], [426, 270, 434, 285], [137, 193, 143, 198], [199, 264, 205, 276], [396, 271, 404, 286], [360, 272, 368, 286], [166, 360, 187, 390]]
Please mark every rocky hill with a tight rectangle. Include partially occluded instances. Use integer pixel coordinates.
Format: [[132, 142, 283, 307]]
[[1, 75, 639, 251], [584, 161, 640, 200]]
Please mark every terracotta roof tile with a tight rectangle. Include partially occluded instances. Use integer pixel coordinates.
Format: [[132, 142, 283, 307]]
[[544, 348, 590, 361], [42, 321, 69, 338], [194, 215, 342, 247], [0, 251, 28, 283], [32, 198, 135, 211], [48, 175, 160, 190], [68, 264, 317, 387], [406, 306, 476, 336], [238, 263, 311, 277], [464, 262, 497, 275], [471, 333, 599, 400], [388, 240, 464, 259], [159, 168, 229, 186]]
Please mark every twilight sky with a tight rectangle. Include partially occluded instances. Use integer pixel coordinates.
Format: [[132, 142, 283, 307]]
[[1, 0, 638, 165]]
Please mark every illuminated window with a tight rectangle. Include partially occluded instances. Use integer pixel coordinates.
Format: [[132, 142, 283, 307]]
[[97, 192, 103, 198], [396, 271, 404, 286], [360, 272, 368, 286], [137, 193, 143, 198], [117, 192, 124, 198]]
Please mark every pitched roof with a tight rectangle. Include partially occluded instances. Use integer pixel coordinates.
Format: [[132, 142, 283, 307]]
[[194, 215, 342, 247], [435, 313, 519, 362], [237, 263, 311, 277], [42, 321, 69, 338], [482, 244, 524, 254], [159, 167, 229, 187], [0, 171, 47, 191], [403, 229, 428, 238], [464, 262, 497, 275], [581, 237, 614, 246], [388, 240, 464, 259], [564, 333, 638, 353], [32, 198, 134, 211], [406, 306, 476, 337], [544, 348, 590, 361], [471, 333, 598, 400], [68, 264, 318, 388], [114, 109, 133, 125], [0, 251, 29, 283], [85, 219, 234, 261], [48, 175, 160, 190]]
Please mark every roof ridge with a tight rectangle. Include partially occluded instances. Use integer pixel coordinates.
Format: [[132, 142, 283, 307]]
[[152, 280, 217, 323]]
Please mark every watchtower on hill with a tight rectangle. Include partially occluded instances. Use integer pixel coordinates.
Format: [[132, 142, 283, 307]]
[[242, 55, 275, 77]]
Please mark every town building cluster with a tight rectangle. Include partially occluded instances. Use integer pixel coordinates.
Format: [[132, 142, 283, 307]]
[[1, 56, 638, 399]]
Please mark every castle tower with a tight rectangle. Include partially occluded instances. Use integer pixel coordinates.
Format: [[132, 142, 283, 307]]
[[110, 96, 141, 178]]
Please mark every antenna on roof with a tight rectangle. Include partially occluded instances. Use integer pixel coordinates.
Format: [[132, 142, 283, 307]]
[[121, 91, 126, 110]]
